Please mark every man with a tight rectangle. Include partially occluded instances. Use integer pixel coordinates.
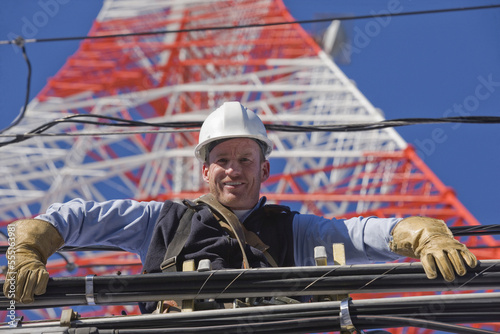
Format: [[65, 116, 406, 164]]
[[4, 101, 477, 305]]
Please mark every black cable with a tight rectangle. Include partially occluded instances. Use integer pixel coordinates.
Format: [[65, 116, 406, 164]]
[[0, 113, 203, 147], [0, 38, 32, 135], [1, 5, 499, 147], [356, 315, 498, 334], [2, 261, 499, 309], [450, 224, 500, 236], [265, 116, 500, 132], [1, 4, 499, 142], [22, 114, 202, 138], [1, 115, 500, 148], [9, 294, 500, 333], [1, 3, 500, 45]]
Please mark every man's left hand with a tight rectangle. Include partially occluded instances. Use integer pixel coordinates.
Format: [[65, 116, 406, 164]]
[[390, 216, 478, 282]]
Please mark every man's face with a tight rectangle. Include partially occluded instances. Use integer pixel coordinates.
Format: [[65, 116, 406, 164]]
[[202, 138, 270, 210]]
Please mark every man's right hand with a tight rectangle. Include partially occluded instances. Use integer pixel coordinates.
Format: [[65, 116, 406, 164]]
[[3, 219, 64, 303]]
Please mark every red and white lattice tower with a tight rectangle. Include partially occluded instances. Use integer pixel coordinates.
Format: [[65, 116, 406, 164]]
[[1, 0, 498, 331]]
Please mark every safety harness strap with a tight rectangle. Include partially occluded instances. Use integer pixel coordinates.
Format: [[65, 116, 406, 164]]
[[216, 219, 279, 268], [160, 204, 196, 272], [161, 194, 278, 272], [196, 194, 251, 269]]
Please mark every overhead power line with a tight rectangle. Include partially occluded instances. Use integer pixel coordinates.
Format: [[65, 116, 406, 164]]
[[1, 3, 500, 45], [2, 38, 500, 149], [0, 38, 32, 135], [1, 114, 500, 148], [2, 3, 500, 140]]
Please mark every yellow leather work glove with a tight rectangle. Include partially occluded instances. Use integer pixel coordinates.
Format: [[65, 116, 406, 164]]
[[390, 216, 477, 282], [3, 219, 64, 303]]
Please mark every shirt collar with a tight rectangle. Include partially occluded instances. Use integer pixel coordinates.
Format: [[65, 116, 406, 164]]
[[234, 196, 267, 222]]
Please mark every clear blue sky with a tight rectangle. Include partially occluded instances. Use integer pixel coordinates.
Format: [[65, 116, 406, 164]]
[[1, 0, 500, 227]]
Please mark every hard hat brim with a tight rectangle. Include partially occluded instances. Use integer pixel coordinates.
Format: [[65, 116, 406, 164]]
[[195, 135, 273, 163]]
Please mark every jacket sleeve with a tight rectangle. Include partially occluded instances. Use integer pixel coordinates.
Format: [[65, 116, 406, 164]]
[[35, 198, 164, 263], [292, 214, 403, 266]]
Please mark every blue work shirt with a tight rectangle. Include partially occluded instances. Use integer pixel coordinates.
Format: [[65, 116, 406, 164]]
[[36, 198, 403, 266]]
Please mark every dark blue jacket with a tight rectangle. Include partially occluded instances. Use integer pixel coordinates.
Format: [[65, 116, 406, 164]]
[[139, 199, 296, 313], [143, 199, 296, 274]]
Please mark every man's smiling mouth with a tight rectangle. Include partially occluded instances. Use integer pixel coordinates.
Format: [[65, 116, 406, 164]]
[[224, 182, 243, 186]]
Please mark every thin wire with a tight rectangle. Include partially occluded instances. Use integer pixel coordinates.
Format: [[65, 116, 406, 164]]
[[456, 262, 500, 290], [2, 5, 500, 148], [355, 267, 397, 292], [0, 128, 199, 138], [2, 4, 500, 145], [215, 270, 246, 299], [1, 4, 500, 45], [301, 267, 339, 292], [0, 39, 31, 134], [194, 271, 217, 300]]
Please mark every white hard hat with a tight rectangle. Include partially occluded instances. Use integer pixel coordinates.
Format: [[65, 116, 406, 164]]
[[195, 102, 273, 162]]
